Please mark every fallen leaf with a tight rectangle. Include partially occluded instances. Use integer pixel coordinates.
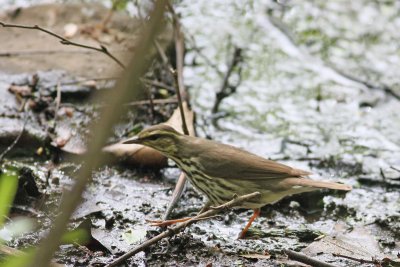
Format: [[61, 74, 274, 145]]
[[302, 223, 388, 263], [8, 85, 32, 97]]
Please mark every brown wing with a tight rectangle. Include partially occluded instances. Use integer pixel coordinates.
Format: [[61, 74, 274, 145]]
[[191, 138, 311, 180]]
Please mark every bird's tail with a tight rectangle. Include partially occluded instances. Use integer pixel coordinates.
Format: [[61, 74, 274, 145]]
[[286, 178, 352, 191]]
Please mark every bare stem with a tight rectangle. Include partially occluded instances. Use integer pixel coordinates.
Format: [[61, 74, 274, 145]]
[[283, 249, 337, 267]]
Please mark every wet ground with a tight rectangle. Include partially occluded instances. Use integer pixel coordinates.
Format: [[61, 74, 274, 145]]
[[0, 1, 399, 267]]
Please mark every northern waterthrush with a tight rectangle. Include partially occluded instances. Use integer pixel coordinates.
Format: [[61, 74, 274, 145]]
[[124, 124, 351, 238]]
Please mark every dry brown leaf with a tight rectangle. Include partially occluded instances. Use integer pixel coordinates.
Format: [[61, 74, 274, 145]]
[[8, 85, 32, 97], [302, 223, 388, 263]]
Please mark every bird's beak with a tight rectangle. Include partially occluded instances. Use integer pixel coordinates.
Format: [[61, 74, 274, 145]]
[[122, 136, 141, 144]]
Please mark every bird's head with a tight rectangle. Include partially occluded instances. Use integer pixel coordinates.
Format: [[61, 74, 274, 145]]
[[123, 124, 182, 156]]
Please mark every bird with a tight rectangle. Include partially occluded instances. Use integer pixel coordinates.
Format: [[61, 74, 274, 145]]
[[123, 123, 352, 238]]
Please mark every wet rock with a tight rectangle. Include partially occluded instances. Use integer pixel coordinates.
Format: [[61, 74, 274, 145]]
[[375, 216, 400, 239]]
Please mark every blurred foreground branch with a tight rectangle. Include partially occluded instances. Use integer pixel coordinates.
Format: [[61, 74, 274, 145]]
[[28, 1, 167, 266]]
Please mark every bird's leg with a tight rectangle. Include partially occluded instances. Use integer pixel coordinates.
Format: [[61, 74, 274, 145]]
[[147, 201, 212, 227], [238, 208, 260, 239]]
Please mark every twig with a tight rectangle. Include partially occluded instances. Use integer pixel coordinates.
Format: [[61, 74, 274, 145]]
[[332, 67, 400, 101], [163, 172, 186, 220], [0, 49, 126, 57], [0, 21, 126, 69], [158, 2, 191, 222], [332, 253, 379, 265], [28, 2, 167, 266], [390, 166, 400, 173], [283, 249, 338, 267], [154, 40, 169, 65], [141, 78, 175, 92], [44, 76, 119, 89], [125, 97, 177, 106], [212, 46, 243, 114], [106, 192, 261, 267], [0, 100, 28, 162]]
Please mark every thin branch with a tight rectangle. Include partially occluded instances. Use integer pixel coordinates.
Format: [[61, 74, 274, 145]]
[[44, 76, 119, 89], [156, 2, 191, 222], [390, 166, 400, 173], [141, 78, 176, 92], [170, 69, 189, 135], [212, 46, 243, 114], [332, 253, 379, 265], [135, 2, 190, 136], [283, 249, 337, 267], [172, 24, 189, 135], [163, 172, 186, 220], [28, 2, 167, 266], [0, 49, 127, 57], [106, 192, 261, 267], [0, 21, 126, 69], [332, 67, 400, 101], [125, 97, 177, 106]]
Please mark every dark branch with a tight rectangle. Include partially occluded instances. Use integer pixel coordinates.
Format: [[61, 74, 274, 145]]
[[0, 21, 126, 69], [212, 47, 243, 114], [283, 249, 337, 267], [332, 253, 379, 265]]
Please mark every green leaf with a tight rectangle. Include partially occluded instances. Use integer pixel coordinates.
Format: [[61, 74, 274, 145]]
[[0, 247, 35, 267], [0, 172, 18, 227], [112, 0, 129, 11]]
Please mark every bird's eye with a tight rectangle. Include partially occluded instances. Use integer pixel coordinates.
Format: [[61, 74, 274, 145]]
[[146, 134, 159, 141]]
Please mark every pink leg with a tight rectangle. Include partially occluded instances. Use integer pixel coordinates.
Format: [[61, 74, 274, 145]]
[[238, 208, 260, 239]]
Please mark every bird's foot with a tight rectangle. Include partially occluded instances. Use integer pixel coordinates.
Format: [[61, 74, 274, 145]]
[[146, 217, 192, 227], [237, 229, 248, 239]]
